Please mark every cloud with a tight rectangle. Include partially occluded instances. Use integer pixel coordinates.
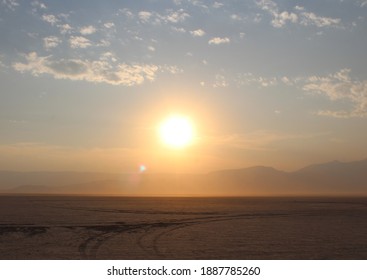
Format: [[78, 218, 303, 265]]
[[272, 11, 298, 27], [31, 0, 46, 9], [213, 2, 224, 9], [137, 9, 189, 25], [162, 9, 190, 23], [256, 0, 298, 28], [208, 37, 230, 45], [43, 36, 61, 50], [1, 0, 19, 10], [171, 26, 186, 33], [0, 56, 6, 69], [58, 24, 73, 34], [79, 25, 97, 35], [300, 12, 341, 27], [213, 74, 228, 88], [138, 11, 152, 22], [104, 22, 115, 29], [302, 69, 367, 117], [256, 0, 341, 28], [42, 14, 59, 25], [236, 72, 278, 87], [69, 36, 92, 49], [12, 52, 178, 86], [190, 29, 205, 37]]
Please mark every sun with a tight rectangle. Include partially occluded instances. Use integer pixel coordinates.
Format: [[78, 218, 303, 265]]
[[158, 115, 194, 149]]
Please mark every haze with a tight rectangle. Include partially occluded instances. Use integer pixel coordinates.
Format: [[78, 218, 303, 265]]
[[1, 0, 367, 175]]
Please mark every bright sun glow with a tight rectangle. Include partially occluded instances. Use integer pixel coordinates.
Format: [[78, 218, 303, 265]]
[[159, 115, 194, 149]]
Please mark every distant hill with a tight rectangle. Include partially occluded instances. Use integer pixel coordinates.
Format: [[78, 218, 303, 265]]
[[1, 159, 367, 196]]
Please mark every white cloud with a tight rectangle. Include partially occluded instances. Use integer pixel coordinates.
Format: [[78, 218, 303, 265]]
[[1, 0, 19, 10], [272, 11, 298, 28], [31, 1, 46, 9], [300, 12, 341, 28], [42, 14, 59, 25], [69, 36, 92, 49], [171, 26, 186, 33], [100, 52, 117, 62], [104, 22, 115, 29], [97, 39, 110, 47], [213, 2, 224, 9], [43, 36, 61, 50], [302, 69, 367, 117], [138, 11, 152, 22], [162, 9, 190, 23], [208, 37, 230, 45], [213, 74, 228, 88], [58, 24, 73, 34], [136, 9, 190, 25], [236, 72, 278, 87], [190, 29, 205, 37], [256, 0, 341, 28], [256, 0, 298, 28], [79, 25, 97, 35], [12, 52, 177, 86], [358, 0, 367, 7], [0, 55, 6, 69], [230, 14, 242, 21]]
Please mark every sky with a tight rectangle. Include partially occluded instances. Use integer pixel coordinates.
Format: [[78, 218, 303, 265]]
[[0, 0, 367, 173]]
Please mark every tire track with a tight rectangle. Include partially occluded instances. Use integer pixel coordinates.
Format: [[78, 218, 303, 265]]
[[77, 212, 291, 259]]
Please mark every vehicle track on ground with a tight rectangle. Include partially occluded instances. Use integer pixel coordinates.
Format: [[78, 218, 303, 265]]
[[85, 212, 289, 259]]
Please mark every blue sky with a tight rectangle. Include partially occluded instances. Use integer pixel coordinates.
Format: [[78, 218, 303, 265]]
[[1, 0, 367, 172]]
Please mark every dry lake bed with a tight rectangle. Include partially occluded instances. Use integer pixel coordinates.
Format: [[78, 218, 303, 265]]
[[1, 195, 367, 259]]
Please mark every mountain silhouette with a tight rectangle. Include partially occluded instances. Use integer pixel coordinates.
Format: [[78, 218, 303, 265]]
[[1, 159, 366, 196]]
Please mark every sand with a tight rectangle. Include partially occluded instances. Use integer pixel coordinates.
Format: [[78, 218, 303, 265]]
[[1, 195, 367, 259]]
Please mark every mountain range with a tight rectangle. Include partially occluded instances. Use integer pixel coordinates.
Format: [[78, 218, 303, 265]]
[[0, 159, 366, 196]]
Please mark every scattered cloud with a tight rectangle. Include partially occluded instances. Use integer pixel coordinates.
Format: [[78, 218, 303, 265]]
[[103, 22, 115, 29], [236, 72, 278, 87], [138, 11, 152, 22], [43, 36, 61, 50], [300, 12, 341, 27], [213, 74, 228, 88], [256, 0, 295, 28], [171, 26, 186, 33], [1, 0, 19, 11], [190, 29, 205, 37], [208, 37, 230, 45], [69, 36, 92, 49], [31, 1, 46, 9], [230, 14, 243, 21], [0, 55, 6, 69], [256, 0, 341, 28], [58, 23, 73, 34], [12, 52, 178, 86], [162, 9, 190, 23], [79, 25, 97, 35], [137, 9, 190, 25], [213, 2, 224, 9], [302, 69, 367, 117], [42, 14, 59, 25]]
